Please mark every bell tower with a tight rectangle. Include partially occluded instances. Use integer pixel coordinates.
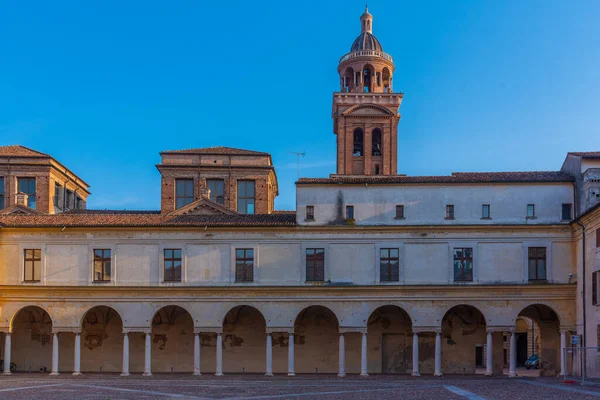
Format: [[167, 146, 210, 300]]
[[333, 7, 403, 176]]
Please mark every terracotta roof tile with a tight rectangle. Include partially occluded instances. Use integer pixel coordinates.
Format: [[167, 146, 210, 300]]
[[0, 145, 48, 157], [296, 171, 575, 185], [568, 151, 600, 158], [160, 146, 270, 156]]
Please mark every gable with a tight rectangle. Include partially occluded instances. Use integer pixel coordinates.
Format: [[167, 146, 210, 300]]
[[342, 104, 395, 117], [170, 198, 238, 216]]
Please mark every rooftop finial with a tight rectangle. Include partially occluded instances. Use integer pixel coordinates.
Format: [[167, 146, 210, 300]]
[[360, 5, 373, 33]]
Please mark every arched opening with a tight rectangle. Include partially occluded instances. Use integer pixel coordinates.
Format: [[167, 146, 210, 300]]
[[343, 67, 354, 92], [372, 128, 382, 157], [367, 305, 413, 374], [514, 304, 560, 376], [8, 306, 53, 372], [363, 64, 374, 92], [294, 306, 339, 373], [81, 306, 124, 372], [382, 67, 391, 93], [441, 305, 487, 374], [353, 128, 364, 157], [151, 305, 194, 373], [222, 305, 267, 373]]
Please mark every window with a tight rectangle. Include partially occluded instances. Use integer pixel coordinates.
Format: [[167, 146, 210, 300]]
[[17, 177, 36, 209], [93, 249, 112, 282], [237, 180, 255, 214], [395, 205, 405, 219], [23, 249, 41, 282], [597, 228, 600, 248], [527, 204, 535, 219], [482, 204, 491, 219], [306, 248, 325, 282], [593, 271, 599, 306], [207, 179, 225, 205], [235, 248, 254, 282], [305, 205, 314, 221], [454, 248, 473, 282], [562, 204, 572, 221], [53, 183, 62, 208], [176, 179, 194, 209], [164, 249, 182, 282], [372, 128, 382, 156], [353, 128, 364, 156], [66, 190, 73, 209], [0, 177, 4, 208], [346, 205, 354, 220], [445, 205, 455, 219], [380, 248, 399, 282], [528, 247, 547, 281], [75, 195, 83, 210]]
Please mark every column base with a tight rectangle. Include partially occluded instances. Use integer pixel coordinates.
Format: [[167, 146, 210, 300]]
[[484, 371, 493, 377], [120, 372, 130, 377], [360, 372, 369, 377], [434, 372, 442, 377], [287, 372, 295, 377], [337, 373, 346, 377], [2, 372, 12, 376], [49, 372, 60, 376], [265, 372, 273, 377], [72, 372, 82, 376], [142, 372, 152, 377], [509, 371, 517, 378], [193, 371, 201, 376], [215, 372, 224, 377], [411, 372, 421, 377]]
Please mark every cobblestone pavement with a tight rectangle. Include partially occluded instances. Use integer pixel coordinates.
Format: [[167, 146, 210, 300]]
[[1, 374, 600, 399]]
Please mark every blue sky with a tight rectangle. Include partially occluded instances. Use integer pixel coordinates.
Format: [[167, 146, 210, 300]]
[[1, 1, 599, 210]]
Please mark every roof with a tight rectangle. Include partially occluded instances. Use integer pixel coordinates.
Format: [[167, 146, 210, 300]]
[[160, 146, 270, 156], [351, 32, 383, 52], [568, 152, 600, 158], [0, 211, 297, 228], [296, 171, 575, 185], [0, 145, 49, 157]]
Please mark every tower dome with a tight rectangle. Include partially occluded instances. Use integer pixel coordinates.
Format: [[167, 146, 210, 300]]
[[350, 6, 382, 52]]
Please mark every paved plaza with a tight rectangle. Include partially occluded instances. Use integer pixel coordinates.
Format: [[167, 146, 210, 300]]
[[1, 374, 600, 400]]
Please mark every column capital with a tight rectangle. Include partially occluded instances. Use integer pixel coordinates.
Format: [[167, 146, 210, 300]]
[[194, 327, 222, 334], [266, 327, 294, 334], [0, 328, 12, 334], [52, 327, 80, 334], [560, 325, 576, 333], [339, 327, 367, 334], [486, 326, 512, 334], [412, 326, 440, 334], [123, 328, 151, 334]]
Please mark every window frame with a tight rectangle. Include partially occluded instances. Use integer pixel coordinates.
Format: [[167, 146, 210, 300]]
[[206, 179, 225, 205], [527, 247, 547, 281], [93, 249, 112, 283], [482, 204, 491, 219], [163, 248, 182, 282], [593, 270, 599, 306], [17, 177, 36, 209], [305, 248, 325, 282], [175, 178, 195, 209], [305, 205, 315, 221], [23, 249, 42, 282], [527, 204, 536, 219], [445, 204, 455, 220], [237, 180, 256, 214], [346, 205, 354, 220], [53, 183, 62, 209], [561, 203, 572, 221], [379, 248, 400, 282], [235, 248, 254, 283], [395, 205, 405, 220], [0, 176, 4, 208], [597, 228, 600, 249], [453, 247, 474, 282]]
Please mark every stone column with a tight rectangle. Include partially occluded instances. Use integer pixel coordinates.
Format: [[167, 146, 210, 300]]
[[338, 333, 346, 377], [72, 332, 82, 376], [121, 333, 130, 376], [193, 333, 201, 376], [265, 333, 273, 376], [360, 332, 368, 376], [288, 332, 295, 376], [509, 331, 517, 377], [412, 332, 420, 377], [143, 332, 152, 376], [2, 333, 11, 375], [215, 332, 223, 377], [485, 330, 493, 376], [50, 332, 59, 376], [560, 329, 567, 376], [434, 331, 442, 376]]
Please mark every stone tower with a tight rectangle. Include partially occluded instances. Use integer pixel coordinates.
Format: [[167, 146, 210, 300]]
[[333, 7, 403, 176]]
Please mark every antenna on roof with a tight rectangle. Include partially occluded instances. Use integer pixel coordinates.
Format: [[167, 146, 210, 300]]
[[289, 151, 306, 179]]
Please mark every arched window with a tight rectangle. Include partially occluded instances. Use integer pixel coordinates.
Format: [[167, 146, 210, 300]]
[[343, 67, 354, 92], [372, 128, 382, 156], [382, 68, 391, 93], [353, 128, 364, 157], [363, 64, 374, 92]]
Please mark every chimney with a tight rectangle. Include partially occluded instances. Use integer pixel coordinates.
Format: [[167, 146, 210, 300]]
[[15, 192, 29, 206], [200, 187, 211, 200]]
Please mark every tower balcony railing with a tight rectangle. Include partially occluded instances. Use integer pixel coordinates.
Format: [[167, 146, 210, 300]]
[[339, 50, 393, 64]]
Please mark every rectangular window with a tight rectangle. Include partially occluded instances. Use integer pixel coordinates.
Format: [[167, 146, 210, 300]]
[[75, 195, 83, 210], [380, 248, 399, 282], [0, 177, 4, 208], [93, 249, 112, 282], [306, 248, 325, 282], [53, 183, 62, 208], [17, 177, 36, 209], [593, 271, 599, 306], [305, 205, 314, 221], [482, 204, 491, 219], [164, 249, 182, 282], [446, 204, 455, 219], [66, 190, 73, 209], [527, 204, 535, 219], [176, 179, 194, 209], [207, 179, 225, 205], [454, 248, 473, 282], [237, 180, 255, 214], [23, 249, 41, 282], [235, 248, 254, 282], [395, 205, 405, 219], [597, 228, 600, 248], [562, 204, 572, 221], [528, 247, 547, 281], [346, 205, 354, 220]]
